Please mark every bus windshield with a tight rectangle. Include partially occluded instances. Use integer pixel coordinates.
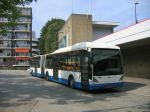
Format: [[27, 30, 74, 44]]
[[91, 48, 123, 76]]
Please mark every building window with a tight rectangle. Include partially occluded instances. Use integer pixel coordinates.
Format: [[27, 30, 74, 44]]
[[59, 35, 68, 48], [63, 35, 67, 47]]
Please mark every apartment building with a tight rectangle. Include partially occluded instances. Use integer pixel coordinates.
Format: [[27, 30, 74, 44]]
[[0, 7, 32, 69], [58, 14, 118, 48]]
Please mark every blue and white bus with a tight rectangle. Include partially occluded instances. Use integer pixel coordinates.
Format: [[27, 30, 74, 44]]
[[44, 42, 123, 90]]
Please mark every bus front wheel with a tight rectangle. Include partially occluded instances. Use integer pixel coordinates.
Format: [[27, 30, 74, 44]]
[[69, 77, 75, 89]]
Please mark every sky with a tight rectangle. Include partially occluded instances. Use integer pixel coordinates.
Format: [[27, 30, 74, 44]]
[[28, 0, 150, 38]]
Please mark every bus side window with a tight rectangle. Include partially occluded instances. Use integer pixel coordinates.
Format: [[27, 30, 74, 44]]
[[76, 56, 81, 71], [50, 57, 54, 68], [35, 57, 40, 68], [67, 56, 72, 71], [66, 55, 74, 71], [46, 56, 54, 69], [46, 59, 51, 68], [61, 55, 67, 70], [35, 60, 39, 67], [54, 55, 60, 69], [71, 56, 76, 71]]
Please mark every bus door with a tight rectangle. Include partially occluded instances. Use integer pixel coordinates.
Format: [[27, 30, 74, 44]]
[[81, 55, 89, 90], [53, 56, 58, 80]]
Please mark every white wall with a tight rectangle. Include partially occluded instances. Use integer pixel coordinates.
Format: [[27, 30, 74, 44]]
[[92, 27, 112, 41], [93, 19, 150, 45]]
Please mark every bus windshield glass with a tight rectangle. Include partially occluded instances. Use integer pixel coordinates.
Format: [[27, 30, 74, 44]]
[[91, 48, 123, 76]]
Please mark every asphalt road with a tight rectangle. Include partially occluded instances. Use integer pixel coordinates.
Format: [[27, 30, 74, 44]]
[[0, 70, 150, 112]]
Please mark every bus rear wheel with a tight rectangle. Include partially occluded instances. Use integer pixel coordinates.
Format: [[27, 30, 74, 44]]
[[69, 77, 75, 89]]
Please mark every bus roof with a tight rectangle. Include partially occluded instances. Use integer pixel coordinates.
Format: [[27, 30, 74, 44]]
[[46, 42, 120, 55], [31, 55, 43, 58]]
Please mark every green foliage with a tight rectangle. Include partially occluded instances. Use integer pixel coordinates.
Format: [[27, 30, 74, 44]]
[[39, 19, 65, 54], [0, 0, 36, 34]]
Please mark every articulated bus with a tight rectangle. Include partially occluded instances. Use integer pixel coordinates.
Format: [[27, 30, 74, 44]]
[[29, 42, 123, 90]]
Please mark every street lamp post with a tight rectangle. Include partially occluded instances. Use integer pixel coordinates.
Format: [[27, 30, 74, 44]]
[[134, 2, 139, 24]]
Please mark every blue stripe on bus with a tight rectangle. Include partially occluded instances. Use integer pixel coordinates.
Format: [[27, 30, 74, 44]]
[[32, 72, 44, 78], [89, 82, 124, 90], [31, 72, 82, 88], [31, 72, 123, 90], [47, 76, 68, 84]]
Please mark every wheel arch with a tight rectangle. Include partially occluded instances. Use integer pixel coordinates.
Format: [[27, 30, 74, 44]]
[[45, 71, 49, 80]]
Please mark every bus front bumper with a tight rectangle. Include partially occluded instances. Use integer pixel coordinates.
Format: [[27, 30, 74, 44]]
[[89, 82, 124, 90]]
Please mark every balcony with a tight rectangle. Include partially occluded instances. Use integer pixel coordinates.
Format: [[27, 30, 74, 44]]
[[32, 38, 39, 41], [14, 37, 30, 41], [0, 53, 11, 57], [14, 44, 30, 49], [14, 56, 30, 58], [21, 12, 31, 16], [0, 34, 11, 39], [21, 10, 31, 16], [17, 18, 31, 24], [0, 64, 8, 67], [0, 37, 12, 40], [13, 63, 30, 67], [0, 44, 11, 49], [14, 52, 30, 58], [14, 54, 30, 57], [32, 53, 39, 56], [0, 29, 12, 32], [13, 60, 30, 67], [14, 29, 30, 33], [32, 48, 40, 52], [15, 48, 30, 53], [32, 43, 38, 46], [0, 18, 8, 23]]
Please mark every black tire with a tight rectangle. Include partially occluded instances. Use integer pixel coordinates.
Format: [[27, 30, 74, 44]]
[[46, 72, 49, 81], [69, 77, 75, 89]]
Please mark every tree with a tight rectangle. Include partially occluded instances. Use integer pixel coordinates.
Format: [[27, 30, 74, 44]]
[[0, 0, 36, 34], [39, 20, 52, 54], [39, 19, 65, 54]]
